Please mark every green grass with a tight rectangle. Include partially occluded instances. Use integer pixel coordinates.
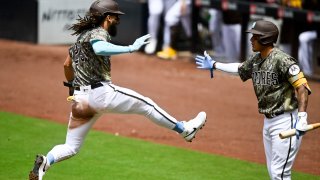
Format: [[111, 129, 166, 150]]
[[0, 111, 319, 180]]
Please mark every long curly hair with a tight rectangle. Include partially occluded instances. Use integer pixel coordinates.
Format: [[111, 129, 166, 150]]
[[69, 12, 105, 36]]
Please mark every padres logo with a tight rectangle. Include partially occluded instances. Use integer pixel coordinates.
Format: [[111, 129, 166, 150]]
[[252, 71, 279, 85], [288, 64, 300, 76]]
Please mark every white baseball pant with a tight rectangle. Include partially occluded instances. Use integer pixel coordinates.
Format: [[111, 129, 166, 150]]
[[221, 23, 241, 62], [163, 0, 192, 47], [208, 9, 224, 56], [298, 30, 317, 77], [147, 0, 176, 40], [47, 82, 178, 163], [263, 109, 301, 180]]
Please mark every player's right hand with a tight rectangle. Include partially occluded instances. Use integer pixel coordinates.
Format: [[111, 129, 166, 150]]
[[295, 112, 308, 139], [129, 34, 151, 52], [195, 51, 216, 78]]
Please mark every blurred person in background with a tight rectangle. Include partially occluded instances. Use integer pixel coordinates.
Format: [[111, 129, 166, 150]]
[[280, 0, 302, 8], [144, 0, 176, 55], [208, 8, 225, 58], [220, 10, 242, 62], [298, 0, 320, 77], [156, 0, 192, 60]]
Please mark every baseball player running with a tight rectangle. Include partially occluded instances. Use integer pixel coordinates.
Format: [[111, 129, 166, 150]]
[[195, 20, 311, 180], [28, 0, 206, 179]]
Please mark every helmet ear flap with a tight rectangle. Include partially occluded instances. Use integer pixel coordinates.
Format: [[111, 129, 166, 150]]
[[258, 32, 278, 45], [257, 37, 265, 45]]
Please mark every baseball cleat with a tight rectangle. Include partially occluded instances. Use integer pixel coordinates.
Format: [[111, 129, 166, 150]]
[[181, 111, 206, 142], [29, 154, 49, 180], [144, 38, 157, 54], [156, 46, 177, 60]]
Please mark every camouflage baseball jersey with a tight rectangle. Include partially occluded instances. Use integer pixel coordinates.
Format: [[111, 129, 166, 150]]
[[69, 26, 112, 86], [238, 48, 299, 118]]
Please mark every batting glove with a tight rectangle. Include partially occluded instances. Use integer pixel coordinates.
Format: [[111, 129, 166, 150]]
[[195, 51, 216, 78], [129, 34, 151, 52], [295, 112, 308, 139]]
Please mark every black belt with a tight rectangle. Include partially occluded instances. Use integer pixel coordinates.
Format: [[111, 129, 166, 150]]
[[74, 82, 104, 91], [265, 111, 284, 118]]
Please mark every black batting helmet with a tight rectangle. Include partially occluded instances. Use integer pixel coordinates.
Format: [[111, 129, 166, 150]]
[[246, 20, 279, 45], [90, 0, 125, 15]]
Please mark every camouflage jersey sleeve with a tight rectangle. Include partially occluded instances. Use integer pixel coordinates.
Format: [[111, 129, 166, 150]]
[[238, 54, 257, 82]]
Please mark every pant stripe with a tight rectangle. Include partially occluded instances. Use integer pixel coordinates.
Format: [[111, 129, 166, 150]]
[[281, 113, 293, 179], [108, 84, 176, 125]]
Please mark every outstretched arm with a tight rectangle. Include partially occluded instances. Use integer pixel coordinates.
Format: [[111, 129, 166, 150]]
[[195, 51, 241, 78], [214, 62, 241, 75], [91, 34, 151, 56], [91, 40, 131, 56]]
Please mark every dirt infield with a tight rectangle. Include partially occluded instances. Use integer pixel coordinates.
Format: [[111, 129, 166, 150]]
[[0, 39, 319, 175]]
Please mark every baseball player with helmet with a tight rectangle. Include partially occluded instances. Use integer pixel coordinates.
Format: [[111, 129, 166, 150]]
[[28, 0, 206, 179], [195, 20, 311, 179]]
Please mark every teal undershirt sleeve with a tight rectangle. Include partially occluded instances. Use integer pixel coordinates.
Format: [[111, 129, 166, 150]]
[[90, 39, 131, 56]]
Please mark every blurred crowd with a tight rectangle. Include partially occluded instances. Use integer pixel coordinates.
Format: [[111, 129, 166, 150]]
[[143, 0, 320, 78]]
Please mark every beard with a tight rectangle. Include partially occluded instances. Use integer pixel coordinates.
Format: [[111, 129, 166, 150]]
[[108, 23, 117, 37]]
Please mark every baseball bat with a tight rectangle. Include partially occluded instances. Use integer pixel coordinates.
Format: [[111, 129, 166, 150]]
[[279, 123, 320, 139]]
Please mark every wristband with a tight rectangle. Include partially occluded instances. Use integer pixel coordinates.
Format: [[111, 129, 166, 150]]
[[212, 62, 217, 69], [63, 81, 73, 87], [210, 68, 214, 78]]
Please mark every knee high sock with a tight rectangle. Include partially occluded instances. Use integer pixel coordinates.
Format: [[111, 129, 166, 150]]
[[46, 114, 100, 165]]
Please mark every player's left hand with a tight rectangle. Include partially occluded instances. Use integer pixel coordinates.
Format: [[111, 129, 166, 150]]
[[129, 34, 151, 52], [63, 81, 74, 96], [195, 51, 216, 78], [295, 112, 308, 139]]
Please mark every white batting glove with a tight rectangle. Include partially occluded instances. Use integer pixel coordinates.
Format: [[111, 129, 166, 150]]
[[129, 34, 151, 52], [295, 112, 308, 139], [195, 51, 216, 78]]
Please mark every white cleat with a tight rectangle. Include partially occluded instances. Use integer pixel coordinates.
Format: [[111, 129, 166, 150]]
[[29, 154, 50, 180], [144, 38, 157, 54], [181, 111, 207, 142]]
